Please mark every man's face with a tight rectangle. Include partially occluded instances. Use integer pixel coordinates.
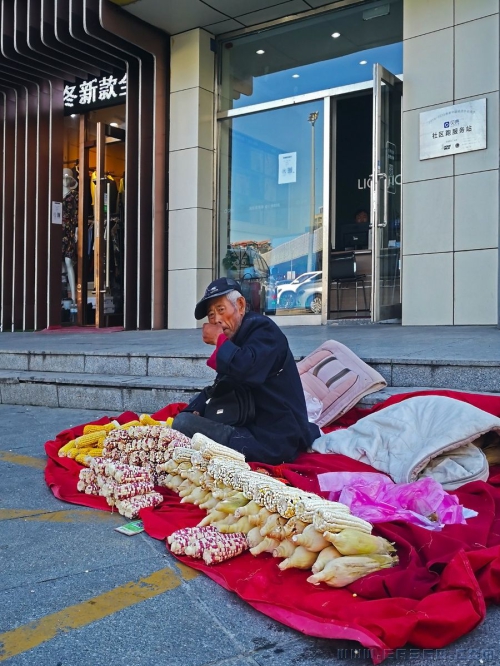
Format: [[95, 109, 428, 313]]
[[207, 294, 245, 339]]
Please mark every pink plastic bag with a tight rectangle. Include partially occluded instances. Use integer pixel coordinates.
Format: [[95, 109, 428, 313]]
[[318, 472, 474, 530]]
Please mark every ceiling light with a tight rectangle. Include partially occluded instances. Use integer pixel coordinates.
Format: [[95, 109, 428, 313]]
[[331, 32, 341, 38], [359, 60, 368, 65], [256, 49, 265, 55], [70, 114, 77, 118], [292, 74, 300, 78], [110, 122, 119, 127]]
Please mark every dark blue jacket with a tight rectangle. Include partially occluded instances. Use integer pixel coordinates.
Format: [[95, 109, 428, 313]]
[[189, 312, 320, 464]]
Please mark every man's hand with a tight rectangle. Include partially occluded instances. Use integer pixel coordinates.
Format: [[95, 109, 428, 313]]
[[202, 322, 224, 345]]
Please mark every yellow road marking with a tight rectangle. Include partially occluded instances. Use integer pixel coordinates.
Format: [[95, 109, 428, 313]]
[[0, 451, 45, 469], [0, 509, 122, 523], [0, 509, 51, 521], [0, 566, 197, 662]]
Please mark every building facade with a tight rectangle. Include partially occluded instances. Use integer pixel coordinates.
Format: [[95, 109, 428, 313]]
[[0, 0, 498, 331]]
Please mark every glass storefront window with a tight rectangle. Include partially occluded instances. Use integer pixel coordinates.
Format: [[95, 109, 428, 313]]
[[219, 0, 403, 111], [219, 102, 324, 316]]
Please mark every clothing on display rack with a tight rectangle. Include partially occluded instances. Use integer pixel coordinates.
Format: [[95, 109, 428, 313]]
[[62, 190, 78, 262]]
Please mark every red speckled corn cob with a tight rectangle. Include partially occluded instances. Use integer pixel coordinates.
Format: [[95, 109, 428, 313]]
[[202, 533, 249, 565], [167, 526, 218, 555], [102, 479, 155, 500], [115, 492, 163, 518]]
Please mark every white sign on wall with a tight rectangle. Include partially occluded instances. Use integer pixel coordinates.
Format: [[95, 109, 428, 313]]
[[420, 99, 487, 160], [278, 152, 297, 184], [51, 201, 62, 225]]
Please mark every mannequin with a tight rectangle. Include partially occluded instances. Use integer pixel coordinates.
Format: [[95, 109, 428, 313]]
[[62, 168, 78, 303]]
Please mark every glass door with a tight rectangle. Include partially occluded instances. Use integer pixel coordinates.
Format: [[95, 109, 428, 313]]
[[94, 122, 126, 328], [371, 64, 402, 322], [218, 101, 324, 320]]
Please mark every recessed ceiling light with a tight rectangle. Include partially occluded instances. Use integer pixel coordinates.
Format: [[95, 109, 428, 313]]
[[70, 114, 77, 118], [256, 49, 265, 55], [359, 60, 368, 65], [331, 32, 341, 38], [292, 74, 300, 78], [110, 122, 119, 127]]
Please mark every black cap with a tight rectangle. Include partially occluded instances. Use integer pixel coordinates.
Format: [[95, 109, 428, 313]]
[[194, 277, 243, 320]]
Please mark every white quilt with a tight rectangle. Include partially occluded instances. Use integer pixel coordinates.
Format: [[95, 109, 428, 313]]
[[312, 395, 500, 489]]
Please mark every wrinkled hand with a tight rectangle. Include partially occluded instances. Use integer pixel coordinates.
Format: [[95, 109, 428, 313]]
[[202, 322, 224, 345]]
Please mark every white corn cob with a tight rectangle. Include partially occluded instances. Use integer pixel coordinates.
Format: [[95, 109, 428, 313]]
[[278, 546, 318, 571], [307, 554, 396, 587], [292, 524, 330, 552], [172, 447, 198, 463], [272, 539, 296, 559], [311, 546, 343, 574], [193, 433, 246, 462], [317, 512, 373, 535]]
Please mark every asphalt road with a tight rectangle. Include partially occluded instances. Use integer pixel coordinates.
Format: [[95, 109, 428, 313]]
[[1, 404, 499, 666]]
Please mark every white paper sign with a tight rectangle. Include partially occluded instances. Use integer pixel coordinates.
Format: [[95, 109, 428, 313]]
[[420, 99, 486, 160], [278, 152, 297, 184], [51, 201, 62, 225]]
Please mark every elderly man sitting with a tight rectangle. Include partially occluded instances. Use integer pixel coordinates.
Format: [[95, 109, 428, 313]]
[[172, 278, 320, 465]]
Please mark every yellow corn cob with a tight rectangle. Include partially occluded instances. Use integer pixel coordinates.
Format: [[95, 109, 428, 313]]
[[75, 453, 93, 466], [83, 423, 116, 435], [75, 431, 107, 449], [166, 417, 174, 427], [85, 448, 104, 458], [121, 420, 141, 429], [58, 440, 76, 457], [140, 414, 161, 426], [68, 446, 91, 459]]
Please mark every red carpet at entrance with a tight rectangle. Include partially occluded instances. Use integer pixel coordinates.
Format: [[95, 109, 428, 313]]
[[44, 391, 500, 664]]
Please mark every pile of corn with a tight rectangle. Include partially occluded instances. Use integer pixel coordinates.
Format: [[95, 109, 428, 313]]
[[57, 414, 174, 466], [162, 433, 398, 583], [78, 459, 163, 518]]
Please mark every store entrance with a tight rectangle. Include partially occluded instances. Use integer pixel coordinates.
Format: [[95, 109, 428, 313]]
[[329, 65, 402, 322], [63, 107, 126, 328]]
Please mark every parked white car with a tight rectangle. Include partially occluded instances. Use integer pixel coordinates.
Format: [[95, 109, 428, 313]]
[[276, 271, 322, 313]]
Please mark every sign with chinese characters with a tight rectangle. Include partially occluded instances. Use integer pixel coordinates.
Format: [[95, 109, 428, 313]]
[[278, 152, 297, 184], [63, 72, 127, 115], [420, 99, 486, 160]]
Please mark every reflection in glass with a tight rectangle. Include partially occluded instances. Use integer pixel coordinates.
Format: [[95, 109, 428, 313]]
[[219, 0, 403, 111], [219, 102, 324, 316]]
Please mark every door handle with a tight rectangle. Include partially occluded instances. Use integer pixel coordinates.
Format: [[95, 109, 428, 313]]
[[377, 173, 388, 228]]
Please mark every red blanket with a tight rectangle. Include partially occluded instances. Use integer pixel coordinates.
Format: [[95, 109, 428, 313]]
[[44, 392, 500, 663]]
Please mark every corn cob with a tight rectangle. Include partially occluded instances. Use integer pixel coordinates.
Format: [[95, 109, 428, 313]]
[[184, 531, 236, 558], [276, 490, 305, 519], [282, 517, 308, 538], [316, 512, 373, 535], [75, 452, 93, 465], [246, 526, 265, 549], [272, 539, 296, 559], [84, 482, 100, 495], [192, 433, 246, 462], [278, 546, 318, 571], [172, 447, 198, 463], [202, 533, 249, 565], [83, 423, 116, 435], [311, 546, 343, 574], [115, 491, 163, 518], [292, 524, 330, 552], [58, 439, 76, 457], [307, 554, 396, 587], [102, 480, 155, 500], [294, 497, 339, 523], [260, 513, 286, 538], [217, 516, 252, 534], [74, 431, 107, 449], [323, 528, 395, 555], [249, 536, 280, 556], [167, 526, 218, 554], [140, 414, 161, 426], [68, 446, 91, 459], [121, 420, 142, 429]]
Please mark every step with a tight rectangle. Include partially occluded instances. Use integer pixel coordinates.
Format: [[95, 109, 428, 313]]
[[0, 348, 498, 393], [0, 370, 206, 413]]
